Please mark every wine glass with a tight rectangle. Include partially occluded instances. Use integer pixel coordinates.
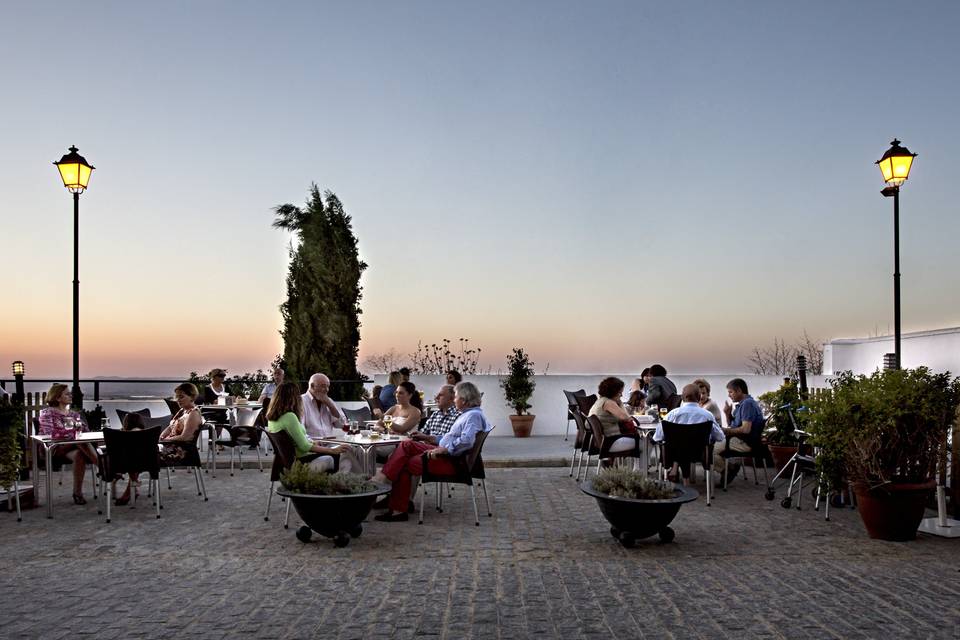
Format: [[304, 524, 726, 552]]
[[341, 420, 351, 435], [659, 407, 668, 421], [384, 415, 394, 432]]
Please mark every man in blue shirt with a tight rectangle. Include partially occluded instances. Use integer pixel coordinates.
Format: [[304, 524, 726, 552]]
[[371, 381, 492, 521], [715, 378, 766, 482], [655, 384, 725, 482]]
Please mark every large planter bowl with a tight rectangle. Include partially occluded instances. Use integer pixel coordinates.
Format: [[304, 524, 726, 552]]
[[852, 479, 936, 541], [509, 414, 535, 437], [580, 480, 698, 546], [277, 483, 391, 547]]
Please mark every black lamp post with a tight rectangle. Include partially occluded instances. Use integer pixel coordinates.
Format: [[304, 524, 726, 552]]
[[875, 139, 917, 370], [11, 361, 25, 405], [53, 146, 95, 410]]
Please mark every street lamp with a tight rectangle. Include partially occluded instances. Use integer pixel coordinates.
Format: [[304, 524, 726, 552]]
[[54, 146, 95, 409], [11, 361, 25, 406], [875, 139, 916, 370]]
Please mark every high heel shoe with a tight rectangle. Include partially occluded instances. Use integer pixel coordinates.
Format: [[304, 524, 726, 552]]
[[72, 493, 87, 505]]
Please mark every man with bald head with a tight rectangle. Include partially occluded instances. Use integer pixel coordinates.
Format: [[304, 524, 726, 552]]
[[653, 383, 725, 481], [301, 373, 347, 439]]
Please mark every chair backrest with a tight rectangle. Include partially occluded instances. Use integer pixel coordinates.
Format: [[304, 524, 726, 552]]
[[576, 394, 597, 417], [116, 407, 152, 428], [365, 397, 383, 415], [343, 407, 372, 423], [464, 426, 494, 473], [262, 428, 297, 473], [563, 389, 586, 419], [234, 407, 258, 427], [102, 425, 162, 477], [586, 415, 606, 445], [163, 398, 180, 416], [661, 420, 713, 464]]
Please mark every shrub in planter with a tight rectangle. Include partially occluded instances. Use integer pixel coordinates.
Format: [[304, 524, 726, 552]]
[[807, 367, 960, 541], [278, 462, 390, 547], [500, 348, 536, 437], [581, 467, 698, 546], [0, 399, 23, 491], [758, 380, 806, 469]]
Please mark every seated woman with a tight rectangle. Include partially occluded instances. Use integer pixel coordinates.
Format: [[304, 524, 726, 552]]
[[370, 381, 492, 522], [377, 381, 423, 435], [114, 412, 146, 506], [37, 383, 98, 505], [445, 370, 462, 385], [266, 381, 348, 472], [625, 378, 646, 413], [589, 377, 642, 467], [202, 368, 230, 439], [159, 383, 205, 466]]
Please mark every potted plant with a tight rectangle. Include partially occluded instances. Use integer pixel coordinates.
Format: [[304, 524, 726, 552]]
[[276, 462, 390, 547], [758, 380, 805, 471], [500, 348, 537, 437], [580, 467, 698, 546], [0, 398, 24, 508], [808, 367, 960, 541]]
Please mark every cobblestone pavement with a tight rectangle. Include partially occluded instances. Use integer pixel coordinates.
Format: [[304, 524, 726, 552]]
[[2, 466, 959, 640]]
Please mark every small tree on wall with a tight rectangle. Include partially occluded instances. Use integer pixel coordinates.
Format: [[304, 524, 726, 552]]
[[273, 186, 367, 397]]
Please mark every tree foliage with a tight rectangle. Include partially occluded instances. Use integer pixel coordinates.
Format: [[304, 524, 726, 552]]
[[746, 331, 824, 375], [273, 186, 367, 396], [500, 348, 536, 415]]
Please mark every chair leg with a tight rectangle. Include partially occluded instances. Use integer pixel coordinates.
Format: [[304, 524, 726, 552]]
[[752, 459, 759, 485], [569, 447, 578, 477], [238, 448, 244, 472], [256, 447, 263, 472], [418, 481, 426, 524], [265, 481, 274, 520], [564, 418, 571, 441], [230, 448, 235, 476], [723, 460, 729, 491], [14, 478, 22, 521], [705, 467, 711, 506], [167, 467, 173, 490], [469, 484, 480, 526], [283, 498, 291, 529], [197, 466, 207, 501], [106, 481, 112, 523], [436, 483, 443, 512], [480, 479, 492, 516], [155, 479, 161, 519]]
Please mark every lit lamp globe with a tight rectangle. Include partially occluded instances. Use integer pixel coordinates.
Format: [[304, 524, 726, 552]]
[[53, 146, 95, 193], [12, 361, 25, 376], [875, 139, 916, 187]]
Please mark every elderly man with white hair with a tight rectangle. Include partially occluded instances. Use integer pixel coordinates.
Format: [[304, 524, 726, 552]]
[[301, 373, 347, 439], [370, 381, 492, 522]]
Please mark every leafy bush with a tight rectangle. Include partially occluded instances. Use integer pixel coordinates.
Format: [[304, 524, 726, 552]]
[[593, 467, 675, 500], [188, 370, 270, 400], [0, 398, 23, 489], [808, 367, 960, 488], [280, 461, 376, 495], [758, 380, 806, 445], [500, 348, 535, 415]]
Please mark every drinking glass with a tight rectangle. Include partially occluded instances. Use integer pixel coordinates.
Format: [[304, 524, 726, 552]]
[[659, 408, 668, 421], [384, 415, 394, 431], [341, 421, 351, 434]]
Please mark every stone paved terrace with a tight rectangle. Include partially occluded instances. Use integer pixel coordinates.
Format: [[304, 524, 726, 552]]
[[2, 465, 959, 639]]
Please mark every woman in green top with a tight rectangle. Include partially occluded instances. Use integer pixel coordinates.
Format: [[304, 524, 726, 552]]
[[266, 381, 347, 472]]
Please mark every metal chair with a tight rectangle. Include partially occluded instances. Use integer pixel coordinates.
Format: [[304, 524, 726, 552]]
[[586, 415, 641, 473], [158, 420, 208, 502], [343, 407, 372, 424], [571, 395, 598, 480], [562, 389, 585, 441], [660, 420, 715, 506], [417, 427, 493, 526], [261, 428, 332, 528], [97, 426, 163, 523]]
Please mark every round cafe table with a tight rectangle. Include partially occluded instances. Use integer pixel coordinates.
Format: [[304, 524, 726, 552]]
[[315, 431, 410, 476]]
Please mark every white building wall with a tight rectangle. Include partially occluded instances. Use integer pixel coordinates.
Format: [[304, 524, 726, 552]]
[[825, 327, 960, 375]]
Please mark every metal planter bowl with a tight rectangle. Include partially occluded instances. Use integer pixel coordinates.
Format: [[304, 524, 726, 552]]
[[580, 480, 699, 546], [277, 483, 391, 547]]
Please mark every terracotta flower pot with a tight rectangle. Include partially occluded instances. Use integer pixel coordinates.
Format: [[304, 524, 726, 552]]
[[768, 444, 799, 472], [509, 414, 535, 437], [852, 480, 936, 541]]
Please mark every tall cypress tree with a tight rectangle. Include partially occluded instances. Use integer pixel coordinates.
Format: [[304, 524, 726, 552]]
[[273, 186, 367, 396]]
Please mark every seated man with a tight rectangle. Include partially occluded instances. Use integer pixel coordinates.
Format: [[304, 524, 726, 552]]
[[370, 382, 491, 522], [654, 383, 725, 482], [410, 384, 459, 446], [301, 373, 346, 439], [715, 378, 766, 482]]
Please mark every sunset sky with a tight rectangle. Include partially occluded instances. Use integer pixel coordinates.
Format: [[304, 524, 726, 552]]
[[2, 2, 959, 378]]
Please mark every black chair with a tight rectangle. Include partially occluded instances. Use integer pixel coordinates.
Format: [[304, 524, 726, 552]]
[[116, 407, 151, 427], [562, 389, 586, 441], [158, 420, 208, 502], [586, 415, 641, 474], [660, 420, 715, 506], [97, 426, 163, 523], [365, 396, 383, 418], [343, 407, 372, 424], [719, 438, 771, 491], [417, 427, 493, 526], [215, 423, 264, 475], [570, 394, 598, 480], [261, 428, 335, 528], [163, 398, 180, 416]]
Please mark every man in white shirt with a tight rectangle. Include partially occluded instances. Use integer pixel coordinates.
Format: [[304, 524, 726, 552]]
[[301, 373, 347, 439], [654, 384, 725, 482]]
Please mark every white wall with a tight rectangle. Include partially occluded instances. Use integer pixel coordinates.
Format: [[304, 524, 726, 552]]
[[825, 327, 960, 375]]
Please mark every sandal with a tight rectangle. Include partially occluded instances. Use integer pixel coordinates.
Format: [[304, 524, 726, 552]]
[[72, 493, 87, 505]]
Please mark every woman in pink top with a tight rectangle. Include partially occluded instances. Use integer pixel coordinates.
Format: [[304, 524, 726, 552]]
[[37, 383, 98, 505]]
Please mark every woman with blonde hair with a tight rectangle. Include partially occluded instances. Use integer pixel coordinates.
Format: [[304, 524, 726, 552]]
[[266, 381, 348, 471], [37, 384, 98, 505], [159, 383, 204, 465]]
